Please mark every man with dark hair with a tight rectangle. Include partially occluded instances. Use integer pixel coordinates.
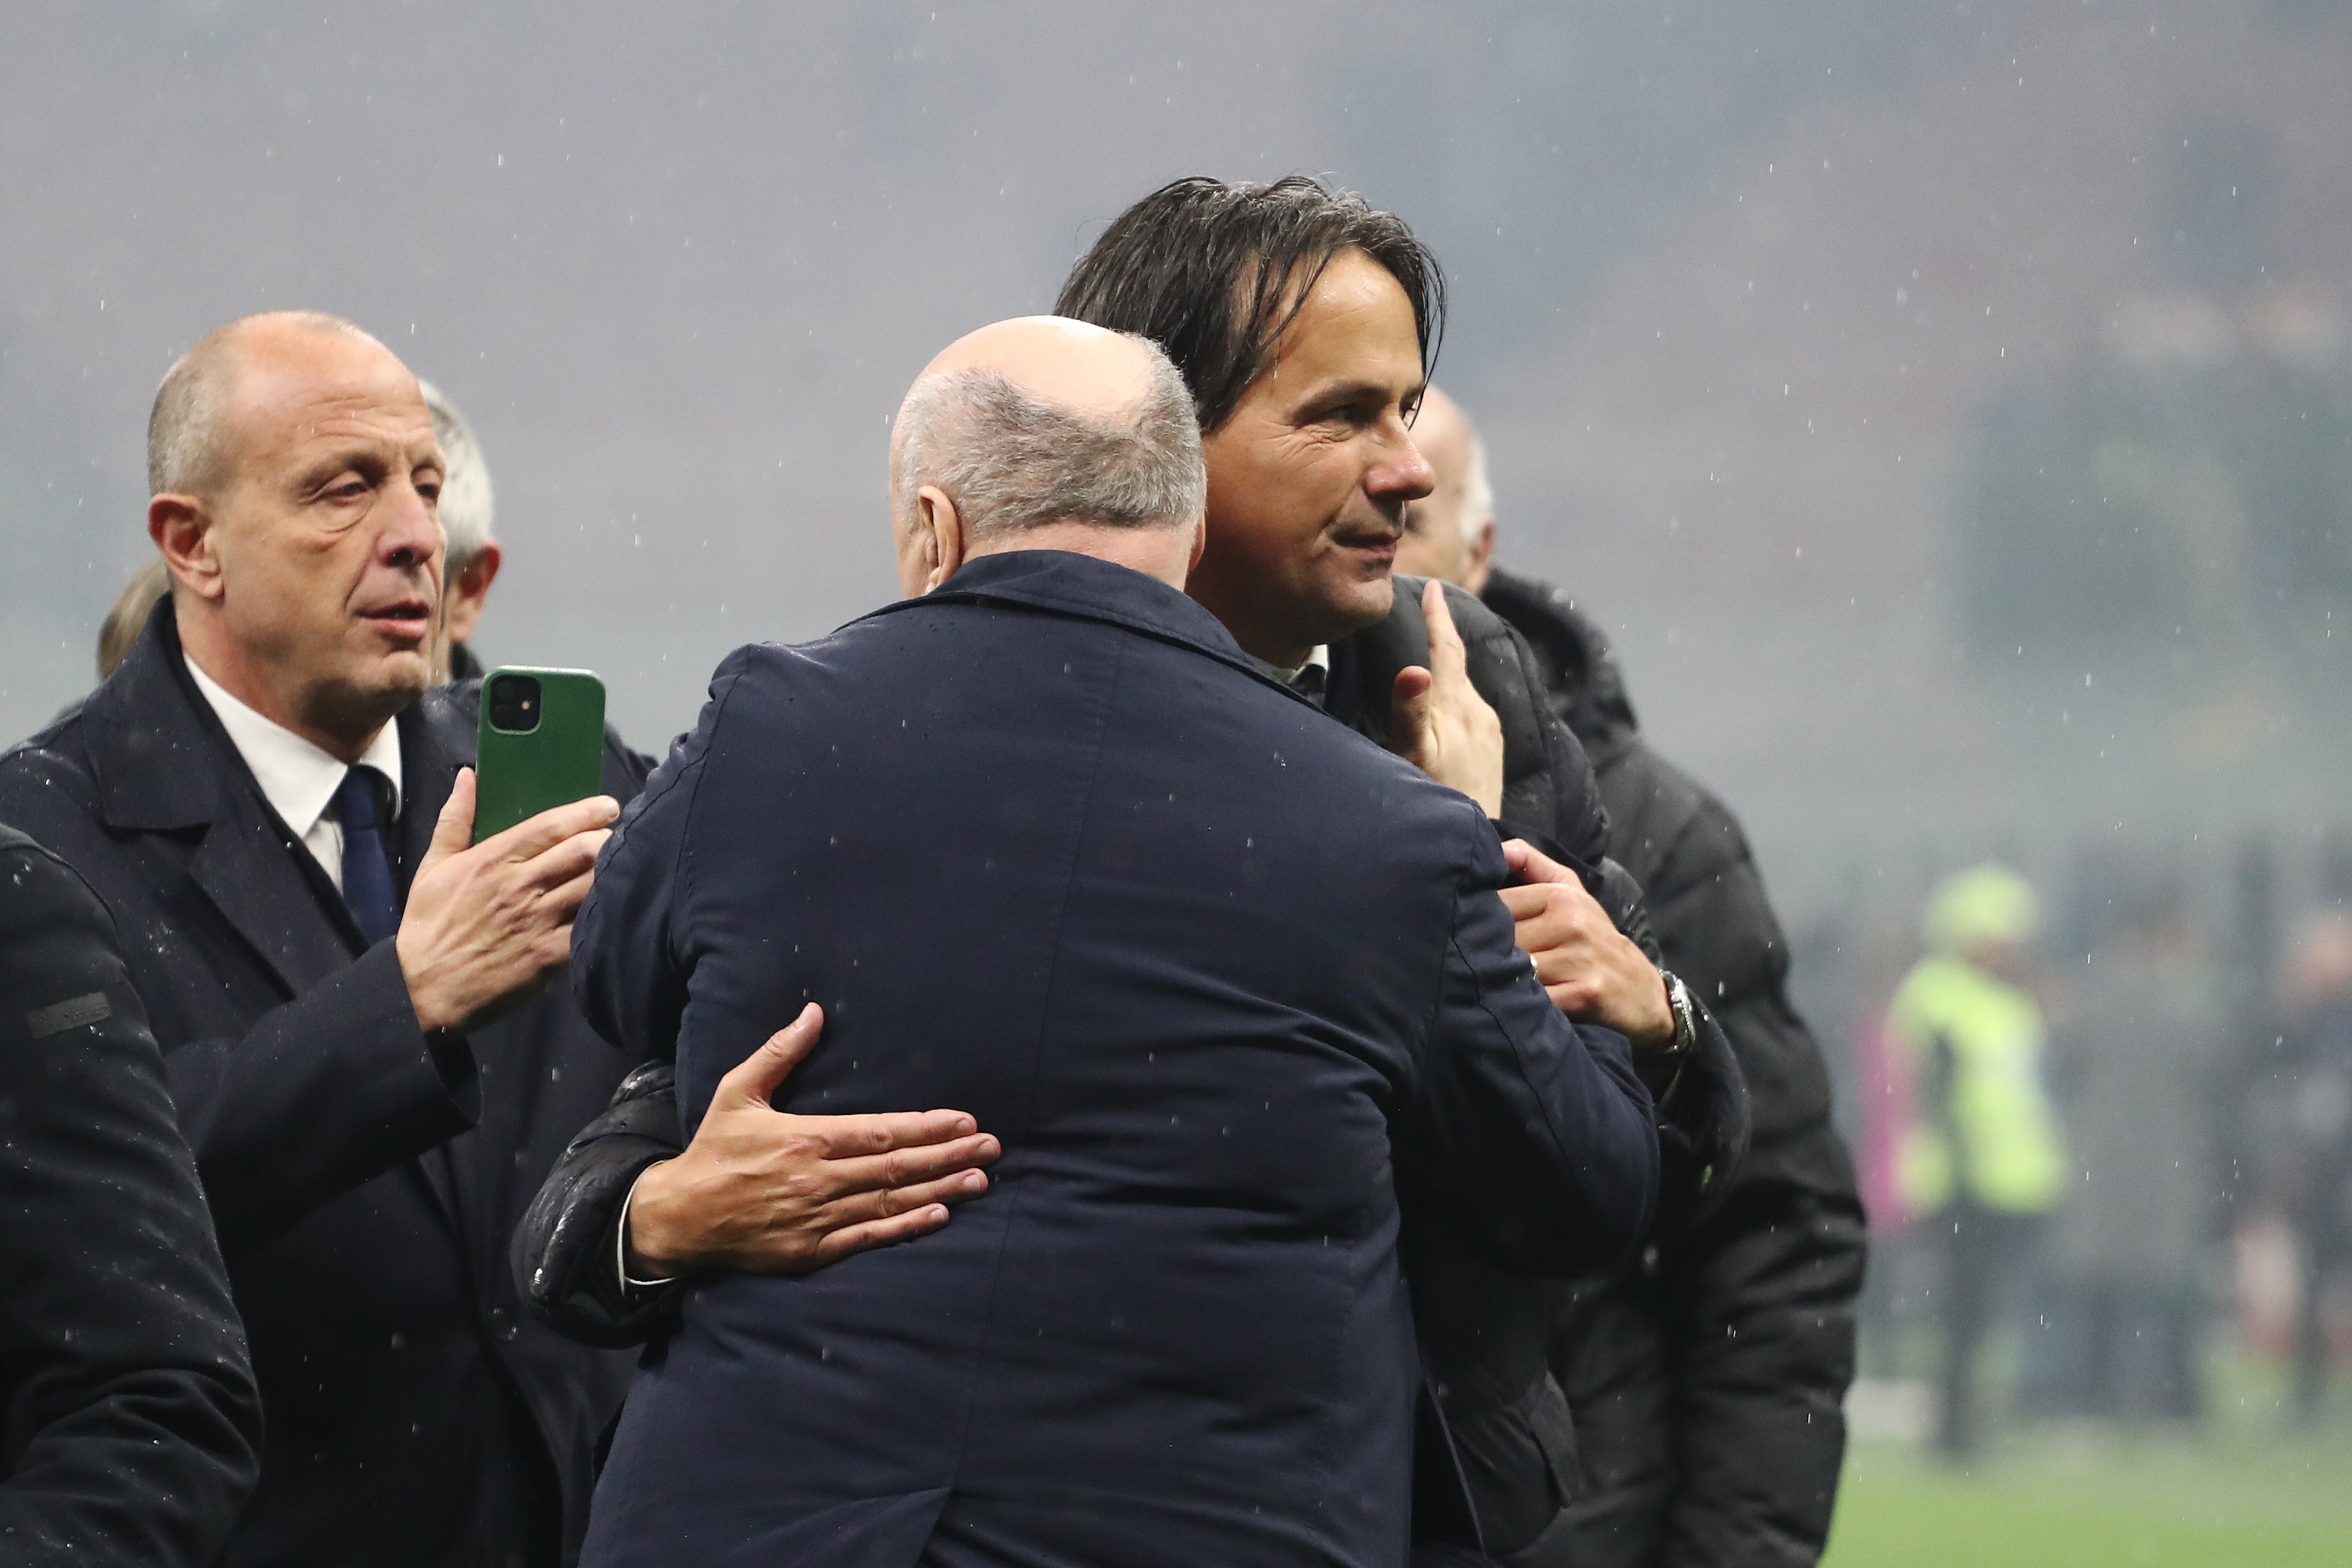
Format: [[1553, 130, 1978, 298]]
[[1398, 387, 1865, 1568], [517, 178, 1745, 1567], [572, 315, 1659, 1568], [1058, 179, 1747, 1565]]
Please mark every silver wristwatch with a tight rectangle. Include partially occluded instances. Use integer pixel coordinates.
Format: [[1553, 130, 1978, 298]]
[[1658, 971, 1698, 1058]]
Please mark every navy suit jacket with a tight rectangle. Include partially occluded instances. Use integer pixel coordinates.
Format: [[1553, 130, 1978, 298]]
[[0, 604, 651, 1568], [572, 552, 1658, 1568]]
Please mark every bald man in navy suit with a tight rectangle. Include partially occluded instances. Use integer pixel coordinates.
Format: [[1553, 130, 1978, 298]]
[[572, 318, 1659, 1568]]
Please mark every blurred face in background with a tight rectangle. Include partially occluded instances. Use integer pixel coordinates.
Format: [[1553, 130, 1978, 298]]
[[1392, 385, 1491, 593], [1189, 249, 1436, 669], [1959, 935, 2034, 988]]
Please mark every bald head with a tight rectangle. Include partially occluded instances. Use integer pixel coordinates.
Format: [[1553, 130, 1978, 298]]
[[904, 316, 1165, 427], [148, 311, 390, 499], [144, 310, 445, 760], [888, 317, 1206, 597], [1394, 385, 1495, 593]]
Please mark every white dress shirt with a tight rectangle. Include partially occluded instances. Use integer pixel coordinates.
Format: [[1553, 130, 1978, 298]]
[[1250, 643, 1330, 694], [185, 657, 405, 894]]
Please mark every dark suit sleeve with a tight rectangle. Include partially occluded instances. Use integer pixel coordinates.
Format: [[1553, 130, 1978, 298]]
[[0, 745, 481, 1258], [513, 1060, 686, 1346], [1399, 806, 1661, 1276], [515, 669, 745, 1344], [160, 941, 480, 1255], [0, 839, 261, 1567], [572, 652, 750, 1062]]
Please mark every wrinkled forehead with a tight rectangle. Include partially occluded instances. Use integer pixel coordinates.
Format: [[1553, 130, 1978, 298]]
[[1256, 250, 1425, 392], [223, 332, 437, 477]]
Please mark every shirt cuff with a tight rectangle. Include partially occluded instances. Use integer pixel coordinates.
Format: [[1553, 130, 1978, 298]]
[[615, 1162, 680, 1292]]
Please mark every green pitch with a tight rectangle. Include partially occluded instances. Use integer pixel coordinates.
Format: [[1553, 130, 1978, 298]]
[[1825, 1434, 2352, 1567]]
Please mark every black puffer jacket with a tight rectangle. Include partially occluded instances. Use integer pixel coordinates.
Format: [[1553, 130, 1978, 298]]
[[1326, 579, 1747, 1566], [1484, 565, 1866, 1568]]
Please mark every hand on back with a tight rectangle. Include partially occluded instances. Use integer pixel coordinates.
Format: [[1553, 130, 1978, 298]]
[[397, 768, 617, 1036], [626, 1004, 1000, 1277]]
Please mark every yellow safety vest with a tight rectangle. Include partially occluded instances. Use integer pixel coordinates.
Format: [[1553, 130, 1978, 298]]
[[1888, 955, 2067, 1215]]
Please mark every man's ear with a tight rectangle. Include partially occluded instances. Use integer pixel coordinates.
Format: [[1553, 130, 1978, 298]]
[[444, 543, 503, 644], [1465, 517, 1497, 597], [1186, 515, 1209, 576], [915, 485, 966, 595], [150, 494, 224, 604]]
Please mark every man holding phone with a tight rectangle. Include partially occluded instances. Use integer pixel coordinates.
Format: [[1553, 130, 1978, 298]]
[[0, 311, 996, 1568]]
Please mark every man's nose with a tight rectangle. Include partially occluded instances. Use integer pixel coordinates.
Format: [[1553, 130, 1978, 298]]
[[378, 481, 444, 572], [1368, 425, 1437, 505]]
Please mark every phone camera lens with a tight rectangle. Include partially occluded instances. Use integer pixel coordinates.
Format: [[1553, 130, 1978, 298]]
[[488, 674, 543, 734]]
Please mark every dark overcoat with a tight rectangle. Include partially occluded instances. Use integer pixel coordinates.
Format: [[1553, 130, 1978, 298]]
[[1483, 564, 1865, 1568], [570, 552, 1661, 1568], [0, 823, 260, 1566]]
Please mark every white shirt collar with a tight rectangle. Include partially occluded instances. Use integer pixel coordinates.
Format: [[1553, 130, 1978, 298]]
[[1251, 644, 1330, 686], [185, 656, 404, 840]]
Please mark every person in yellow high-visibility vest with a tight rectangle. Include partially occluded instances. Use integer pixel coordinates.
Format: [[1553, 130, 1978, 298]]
[[1889, 864, 2067, 1457]]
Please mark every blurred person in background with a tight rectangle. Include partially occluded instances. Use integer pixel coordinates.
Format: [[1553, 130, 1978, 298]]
[[0, 822, 261, 1566], [2034, 862, 2222, 1423], [1888, 865, 2068, 1459], [419, 379, 501, 684], [96, 558, 169, 680], [2270, 904, 2352, 1425], [1396, 388, 1864, 1568], [94, 378, 499, 687]]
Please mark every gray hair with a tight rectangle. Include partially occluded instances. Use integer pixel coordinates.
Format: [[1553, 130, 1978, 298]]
[[147, 310, 376, 498], [1459, 430, 1495, 543], [892, 340, 1205, 538], [419, 379, 495, 567]]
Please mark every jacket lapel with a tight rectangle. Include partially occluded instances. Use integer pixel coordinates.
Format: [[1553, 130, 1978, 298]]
[[396, 691, 470, 896], [185, 794, 365, 1000], [89, 605, 464, 1232], [88, 607, 361, 997], [398, 696, 477, 1239]]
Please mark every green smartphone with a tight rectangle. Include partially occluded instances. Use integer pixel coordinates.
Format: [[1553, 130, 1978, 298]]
[[474, 666, 607, 840]]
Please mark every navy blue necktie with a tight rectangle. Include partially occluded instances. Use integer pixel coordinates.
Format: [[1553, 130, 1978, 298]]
[[333, 765, 401, 946]]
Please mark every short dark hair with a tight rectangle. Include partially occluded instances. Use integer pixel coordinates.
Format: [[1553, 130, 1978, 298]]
[[1053, 176, 1446, 434]]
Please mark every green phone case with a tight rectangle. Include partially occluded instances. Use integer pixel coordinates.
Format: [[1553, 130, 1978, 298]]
[[474, 666, 607, 840]]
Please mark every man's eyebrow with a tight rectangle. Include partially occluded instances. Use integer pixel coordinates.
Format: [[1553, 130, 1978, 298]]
[[292, 448, 389, 492], [1299, 377, 1405, 412]]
